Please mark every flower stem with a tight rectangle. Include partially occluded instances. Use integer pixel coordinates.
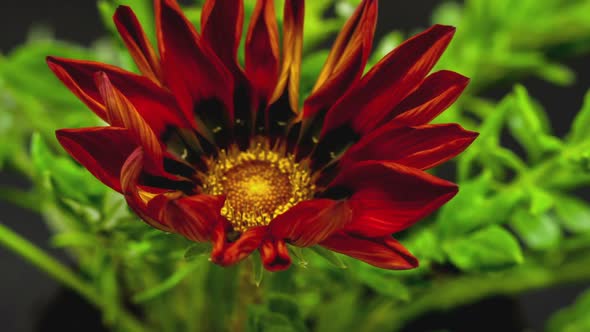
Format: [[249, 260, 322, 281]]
[[0, 222, 148, 332], [363, 252, 590, 332]]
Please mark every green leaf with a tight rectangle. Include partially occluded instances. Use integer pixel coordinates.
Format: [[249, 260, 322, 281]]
[[267, 294, 307, 332], [554, 195, 590, 234], [508, 85, 562, 161], [437, 172, 493, 238], [184, 242, 211, 261], [529, 188, 554, 216], [132, 261, 201, 303], [30, 133, 105, 202], [247, 306, 299, 332], [353, 264, 411, 301], [568, 89, 590, 144], [251, 253, 264, 287], [547, 288, 590, 332], [309, 246, 347, 269], [444, 226, 524, 272], [405, 229, 445, 264], [510, 209, 561, 251]]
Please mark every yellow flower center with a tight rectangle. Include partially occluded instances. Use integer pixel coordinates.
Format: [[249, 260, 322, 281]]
[[203, 139, 315, 232]]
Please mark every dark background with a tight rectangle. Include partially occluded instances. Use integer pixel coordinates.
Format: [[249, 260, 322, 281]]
[[0, 1, 589, 332]]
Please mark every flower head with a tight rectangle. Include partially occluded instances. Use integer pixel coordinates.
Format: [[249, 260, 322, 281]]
[[49, 0, 477, 271]]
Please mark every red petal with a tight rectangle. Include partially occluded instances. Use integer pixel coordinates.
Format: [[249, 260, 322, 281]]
[[211, 224, 267, 266], [46, 56, 188, 138], [165, 194, 225, 242], [269, 199, 351, 247], [341, 123, 478, 170], [259, 239, 292, 272], [95, 72, 165, 172], [321, 25, 456, 136], [320, 232, 418, 270], [390, 70, 469, 126], [56, 127, 136, 192], [156, 0, 234, 134], [303, 0, 377, 119], [245, 0, 280, 105], [269, 0, 304, 112], [201, 0, 244, 75], [114, 6, 162, 84], [329, 161, 457, 237], [120, 148, 176, 232]]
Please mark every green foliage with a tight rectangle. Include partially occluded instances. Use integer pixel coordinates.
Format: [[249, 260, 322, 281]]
[[547, 288, 590, 332]]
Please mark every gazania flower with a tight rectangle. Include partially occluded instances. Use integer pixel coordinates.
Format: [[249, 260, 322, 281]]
[[48, 0, 477, 271]]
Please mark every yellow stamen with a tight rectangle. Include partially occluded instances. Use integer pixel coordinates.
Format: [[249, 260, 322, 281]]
[[202, 138, 315, 232]]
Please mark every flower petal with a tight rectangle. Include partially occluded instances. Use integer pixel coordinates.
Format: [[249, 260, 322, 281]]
[[114, 6, 162, 84], [56, 127, 136, 192], [120, 147, 177, 232], [389, 70, 469, 126], [303, 0, 377, 119], [95, 72, 165, 172], [329, 161, 457, 237], [259, 239, 292, 272], [320, 232, 418, 270], [46, 56, 189, 139], [201, 0, 243, 75], [341, 123, 478, 170], [156, 0, 234, 141], [269, 0, 304, 113], [211, 224, 267, 266], [269, 199, 351, 247], [245, 0, 280, 105], [321, 24, 456, 137], [165, 194, 225, 242]]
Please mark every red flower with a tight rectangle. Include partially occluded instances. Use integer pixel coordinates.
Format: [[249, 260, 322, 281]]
[[49, 0, 477, 272]]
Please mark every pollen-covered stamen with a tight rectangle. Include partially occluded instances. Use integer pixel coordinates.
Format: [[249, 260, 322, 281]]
[[203, 139, 315, 232]]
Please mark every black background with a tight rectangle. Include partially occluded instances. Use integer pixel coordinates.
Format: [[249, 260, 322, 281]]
[[1, 1, 589, 331]]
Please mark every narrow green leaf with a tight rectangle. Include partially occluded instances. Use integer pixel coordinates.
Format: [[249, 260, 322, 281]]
[[184, 242, 211, 261], [444, 226, 524, 272], [251, 253, 264, 287], [133, 262, 201, 303], [569, 89, 590, 144], [309, 246, 347, 269]]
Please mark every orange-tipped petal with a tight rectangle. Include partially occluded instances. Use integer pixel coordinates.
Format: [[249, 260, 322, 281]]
[[303, 0, 377, 119], [95, 72, 165, 175], [259, 239, 291, 272], [120, 148, 176, 232], [114, 6, 162, 84], [321, 233, 418, 270], [321, 25, 456, 137], [341, 123, 478, 170], [245, 0, 280, 105], [329, 161, 457, 238], [56, 127, 137, 192], [391, 70, 470, 126], [46, 56, 189, 139], [269, 199, 351, 247], [269, 0, 304, 113]]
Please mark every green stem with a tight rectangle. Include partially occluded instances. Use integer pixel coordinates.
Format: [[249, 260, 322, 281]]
[[365, 253, 590, 332], [0, 222, 148, 332]]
